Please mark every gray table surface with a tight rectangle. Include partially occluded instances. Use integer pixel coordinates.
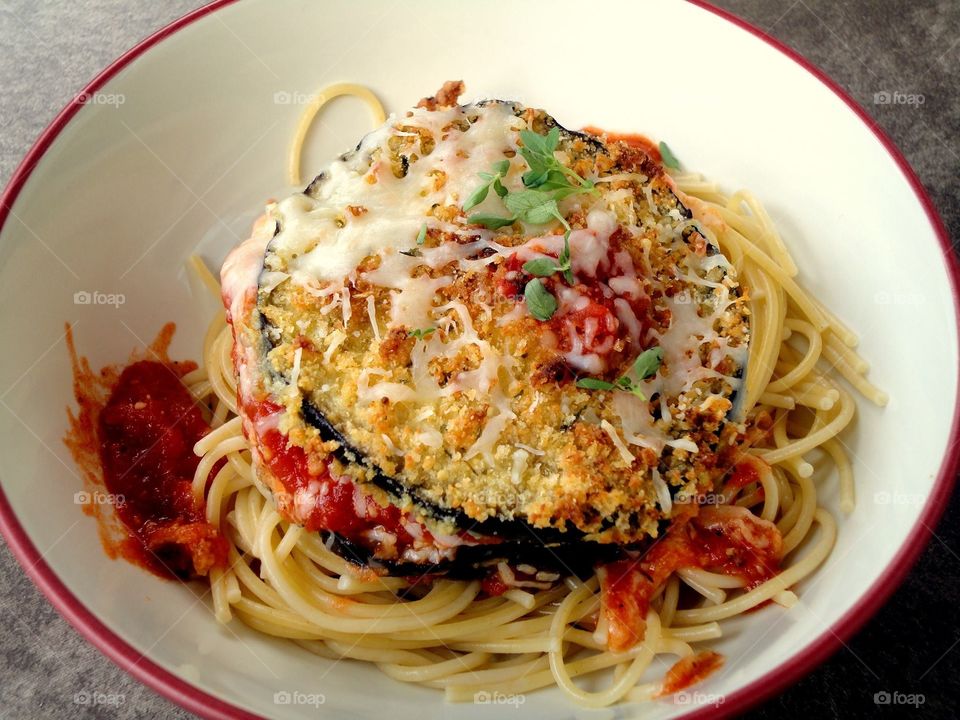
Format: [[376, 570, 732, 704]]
[[1, 1, 958, 718]]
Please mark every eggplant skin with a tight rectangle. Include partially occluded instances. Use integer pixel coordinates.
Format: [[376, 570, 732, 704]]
[[327, 530, 628, 580], [300, 396, 590, 543]]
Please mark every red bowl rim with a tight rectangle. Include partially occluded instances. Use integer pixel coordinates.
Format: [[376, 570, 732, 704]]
[[0, 1, 956, 718]]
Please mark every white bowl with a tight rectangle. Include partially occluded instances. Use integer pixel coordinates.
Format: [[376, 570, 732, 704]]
[[1, 1, 957, 718]]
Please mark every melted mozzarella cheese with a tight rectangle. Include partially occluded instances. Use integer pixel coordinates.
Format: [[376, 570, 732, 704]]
[[272, 104, 524, 284], [250, 100, 747, 475], [220, 213, 275, 323]]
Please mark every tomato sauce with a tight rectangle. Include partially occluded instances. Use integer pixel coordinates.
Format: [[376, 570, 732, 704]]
[[583, 125, 663, 162], [600, 502, 783, 652], [498, 227, 653, 371], [253, 410, 517, 563], [581, 126, 663, 163], [549, 275, 651, 363], [600, 559, 654, 651], [481, 573, 510, 597], [726, 460, 760, 491], [479, 566, 552, 598], [246, 399, 439, 560], [658, 651, 725, 696], [97, 360, 228, 579], [495, 252, 527, 301]]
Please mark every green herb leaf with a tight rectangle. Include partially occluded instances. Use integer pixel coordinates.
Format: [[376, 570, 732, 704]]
[[557, 234, 571, 268], [631, 347, 664, 380], [408, 327, 436, 339], [545, 126, 560, 151], [524, 279, 558, 321], [522, 168, 550, 188], [416, 223, 427, 245], [519, 127, 559, 157], [465, 130, 594, 246], [552, 183, 592, 201], [532, 172, 565, 192], [523, 258, 560, 276], [464, 159, 512, 212], [576, 378, 616, 391], [658, 141, 680, 170], [468, 213, 516, 230], [616, 376, 645, 400], [519, 128, 559, 185], [463, 183, 490, 212], [577, 347, 663, 400], [504, 190, 559, 225], [519, 127, 596, 197], [557, 234, 574, 284], [520, 162, 549, 187], [524, 201, 560, 225], [519, 129, 546, 159]]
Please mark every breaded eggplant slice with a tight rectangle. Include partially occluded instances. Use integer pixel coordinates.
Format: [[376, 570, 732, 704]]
[[253, 98, 749, 547]]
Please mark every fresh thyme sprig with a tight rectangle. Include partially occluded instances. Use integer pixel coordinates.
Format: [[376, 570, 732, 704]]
[[575, 347, 664, 400], [463, 159, 510, 212], [522, 234, 574, 285], [464, 126, 600, 320], [658, 141, 680, 170], [466, 127, 597, 236]]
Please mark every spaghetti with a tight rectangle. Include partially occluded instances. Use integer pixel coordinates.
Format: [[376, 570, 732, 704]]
[[287, 83, 385, 186]]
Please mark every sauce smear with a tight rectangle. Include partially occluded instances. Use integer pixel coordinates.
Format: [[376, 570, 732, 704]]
[[246, 399, 503, 563], [581, 126, 663, 162], [658, 651, 725, 696], [599, 501, 783, 652], [64, 323, 227, 580], [97, 360, 228, 578]]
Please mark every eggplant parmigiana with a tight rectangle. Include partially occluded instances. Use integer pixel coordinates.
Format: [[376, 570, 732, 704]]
[[223, 88, 749, 576]]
